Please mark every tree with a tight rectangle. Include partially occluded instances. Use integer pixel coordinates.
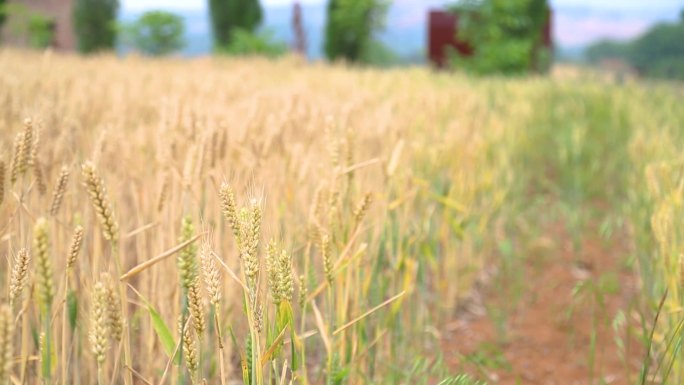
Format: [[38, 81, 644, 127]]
[[208, 0, 263, 49], [585, 39, 630, 64], [73, 0, 119, 53], [324, 0, 388, 62], [0, 0, 7, 31], [449, 0, 551, 74], [126, 11, 184, 56], [628, 18, 684, 80], [584, 11, 684, 80]]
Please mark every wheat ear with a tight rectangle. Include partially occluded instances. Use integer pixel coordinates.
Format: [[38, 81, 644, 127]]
[[82, 161, 119, 245]]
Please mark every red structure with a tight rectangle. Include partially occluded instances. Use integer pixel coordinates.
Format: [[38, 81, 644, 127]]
[[428, 9, 553, 69], [427, 11, 471, 68]]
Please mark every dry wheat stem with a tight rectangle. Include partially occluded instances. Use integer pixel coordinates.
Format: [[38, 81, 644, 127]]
[[0, 305, 13, 385], [120, 232, 204, 280]]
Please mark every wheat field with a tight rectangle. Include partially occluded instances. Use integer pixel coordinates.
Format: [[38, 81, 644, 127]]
[[1, 49, 683, 384]]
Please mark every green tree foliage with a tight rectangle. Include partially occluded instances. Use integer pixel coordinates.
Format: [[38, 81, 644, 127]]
[[0, 0, 7, 31], [126, 11, 185, 56], [449, 0, 551, 74], [73, 0, 119, 53], [208, 0, 263, 49], [324, 0, 388, 63], [27, 13, 54, 48], [216, 28, 286, 57], [628, 18, 684, 80], [1, 4, 54, 48], [584, 39, 630, 64], [585, 12, 684, 80]]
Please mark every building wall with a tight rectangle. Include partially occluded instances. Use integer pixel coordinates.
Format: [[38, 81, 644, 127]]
[[3, 0, 76, 50]]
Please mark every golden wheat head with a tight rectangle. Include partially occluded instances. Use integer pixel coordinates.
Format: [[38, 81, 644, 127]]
[[82, 161, 118, 245]]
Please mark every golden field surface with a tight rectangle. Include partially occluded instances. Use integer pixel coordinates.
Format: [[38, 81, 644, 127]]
[[0, 49, 683, 384]]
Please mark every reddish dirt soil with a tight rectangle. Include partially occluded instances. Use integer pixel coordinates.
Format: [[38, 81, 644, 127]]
[[443, 222, 645, 384]]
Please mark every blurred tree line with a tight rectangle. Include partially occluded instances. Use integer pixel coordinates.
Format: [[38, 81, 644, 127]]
[[0, 0, 389, 63], [586, 10, 684, 80]]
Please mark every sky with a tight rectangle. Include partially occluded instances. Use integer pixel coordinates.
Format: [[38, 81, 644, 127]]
[[120, 0, 684, 47]]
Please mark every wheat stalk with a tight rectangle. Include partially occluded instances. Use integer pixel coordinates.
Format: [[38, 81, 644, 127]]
[[266, 241, 281, 304], [0, 161, 5, 206], [33, 160, 47, 195], [104, 275, 123, 341], [0, 305, 13, 385], [9, 133, 23, 185], [9, 248, 30, 307], [34, 217, 54, 313], [353, 192, 373, 224], [277, 248, 294, 303], [187, 279, 205, 336], [82, 161, 119, 245], [66, 225, 84, 269], [180, 315, 198, 383], [200, 242, 221, 307], [320, 233, 332, 284], [89, 280, 110, 366], [20, 118, 33, 175], [31, 124, 46, 195], [244, 199, 262, 289], [49, 166, 70, 216], [178, 217, 204, 335], [298, 274, 307, 310], [679, 254, 684, 290], [266, 240, 294, 305], [157, 171, 170, 213], [219, 183, 240, 240]]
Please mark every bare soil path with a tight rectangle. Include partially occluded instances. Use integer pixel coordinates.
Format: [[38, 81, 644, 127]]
[[443, 221, 645, 384]]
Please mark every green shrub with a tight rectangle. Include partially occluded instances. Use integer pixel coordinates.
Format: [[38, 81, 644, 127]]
[[360, 40, 401, 67], [216, 28, 286, 58], [27, 13, 54, 48], [1, 3, 54, 48], [124, 11, 185, 56]]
